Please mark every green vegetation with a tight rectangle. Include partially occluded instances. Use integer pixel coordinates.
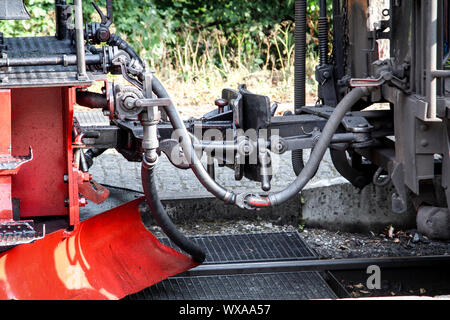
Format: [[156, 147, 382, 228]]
[[0, 0, 324, 109]]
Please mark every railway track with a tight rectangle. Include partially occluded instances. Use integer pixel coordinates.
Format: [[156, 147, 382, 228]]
[[89, 186, 450, 299], [127, 232, 450, 300], [182, 255, 450, 277]]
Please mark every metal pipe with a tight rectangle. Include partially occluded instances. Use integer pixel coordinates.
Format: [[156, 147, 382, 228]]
[[0, 54, 102, 68], [427, 0, 438, 119], [76, 91, 108, 109], [182, 255, 450, 277], [74, 0, 87, 79], [141, 73, 160, 164], [431, 70, 450, 78], [55, 0, 73, 40], [193, 142, 239, 152]]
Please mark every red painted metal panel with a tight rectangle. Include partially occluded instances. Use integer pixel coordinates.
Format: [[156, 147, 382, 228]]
[[0, 198, 197, 300], [63, 87, 79, 226], [0, 90, 11, 155], [0, 90, 13, 220], [11, 87, 69, 218], [0, 177, 12, 220]]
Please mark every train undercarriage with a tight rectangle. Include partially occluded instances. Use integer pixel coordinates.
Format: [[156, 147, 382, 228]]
[[0, 0, 449, 299]]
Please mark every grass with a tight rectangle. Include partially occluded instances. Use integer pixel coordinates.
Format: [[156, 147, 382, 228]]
[[149, 23, 319, 119], [161, 63, 318, 119], [83, 21, 320, 119]]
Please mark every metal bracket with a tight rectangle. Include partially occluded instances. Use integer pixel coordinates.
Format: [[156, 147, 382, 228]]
[[0, 147, 33, 175], [389, 162, 408, 214], [0, 0, 30, 20], [316, 64, 338, 106], [0, 220, 45, 247], [159, 139, 190, 170]]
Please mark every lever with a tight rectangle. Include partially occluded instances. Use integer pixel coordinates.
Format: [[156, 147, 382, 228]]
[[91, 0, 113, 27]]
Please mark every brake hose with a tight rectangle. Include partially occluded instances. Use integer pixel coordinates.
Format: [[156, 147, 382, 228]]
[[140, 77, 369, 263], [249, 87, 371, 207], [111, 37, 370, 264], [152, 75, 371, 210], [141, 161, 206, 263], [151, 76, 237, 205]]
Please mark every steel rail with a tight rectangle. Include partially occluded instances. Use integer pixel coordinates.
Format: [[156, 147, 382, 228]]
[[179, 255, 450, 277]]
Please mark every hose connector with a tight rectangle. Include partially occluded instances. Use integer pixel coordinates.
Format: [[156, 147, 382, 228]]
[[235, 193, 271, 210], [140, 72, 160, 166]]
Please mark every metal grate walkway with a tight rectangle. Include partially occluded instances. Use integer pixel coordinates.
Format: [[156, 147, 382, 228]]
[[159, 232, 317, 264], [127, 232, 338, 300], [131, 272, 335, 300]]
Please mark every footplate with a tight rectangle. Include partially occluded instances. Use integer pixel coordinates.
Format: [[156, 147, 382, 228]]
[[0, 220, 44, 247], [0, 147, 33, 175]]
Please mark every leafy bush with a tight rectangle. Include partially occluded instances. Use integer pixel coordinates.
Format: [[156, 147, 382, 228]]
[[0, 1, 324, 81], [0, 0, 55, 36]]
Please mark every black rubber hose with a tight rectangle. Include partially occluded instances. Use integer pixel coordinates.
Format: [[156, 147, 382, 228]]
[[151, 76, 236, 205], [141, 162, 206, 263], [244, 87, 371, 208], [268, 87, 370, 206], [84, 148, 107, 169], [108, 34, 144, 67], [293, 0, 307, 176], [152, 74, 369, 209], [76, 90, 108, 109]]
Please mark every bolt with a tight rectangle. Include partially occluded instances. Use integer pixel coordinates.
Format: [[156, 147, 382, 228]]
[[123, 97, 136, 110], [276, 143, 283, 152], [96, 27, 110, 42], [80, 172, 92, 183], [420, 139, 429, 147], [78, 197, 88, 207], [215, 98, 228, 114], [420, 124, 428, 132]]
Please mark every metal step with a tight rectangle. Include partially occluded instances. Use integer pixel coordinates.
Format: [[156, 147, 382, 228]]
[[128, 232, 338, 300], [74, 110, 110, 127], [0, 220, 45, 247]]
